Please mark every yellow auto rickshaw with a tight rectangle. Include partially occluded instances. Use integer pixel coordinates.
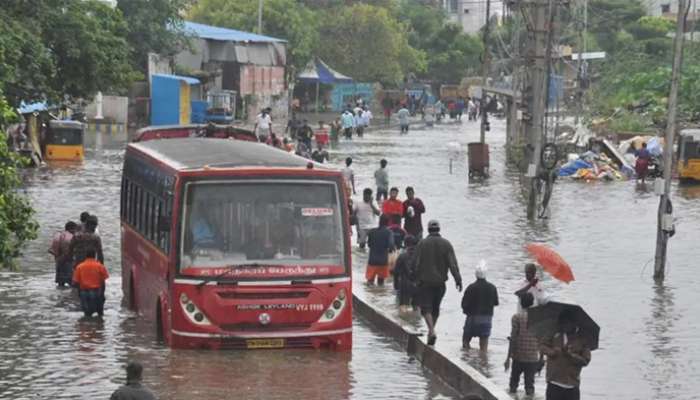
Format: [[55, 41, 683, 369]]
[[677, 129, 700, 182], [45, 120, 84, 162]]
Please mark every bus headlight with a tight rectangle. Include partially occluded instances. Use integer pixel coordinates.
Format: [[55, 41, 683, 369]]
[[180, 295, 211, 326], [318, 289, 347, 323]]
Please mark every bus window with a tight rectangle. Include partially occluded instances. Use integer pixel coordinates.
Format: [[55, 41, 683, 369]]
[[180, 181, 344, 270], [50, 128, 82, 145]]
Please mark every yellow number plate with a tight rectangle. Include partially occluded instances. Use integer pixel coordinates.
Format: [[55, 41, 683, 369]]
[[246, 339, 285, 349]]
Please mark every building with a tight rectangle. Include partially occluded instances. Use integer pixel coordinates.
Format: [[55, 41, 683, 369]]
[[172, 21, 288, 124], [644, 0, 699, 17], [442, 0, 503, 34]]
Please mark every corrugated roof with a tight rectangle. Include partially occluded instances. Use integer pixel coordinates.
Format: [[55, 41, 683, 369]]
[[184, 21, 285, 43], [152, 73, 201, 85]]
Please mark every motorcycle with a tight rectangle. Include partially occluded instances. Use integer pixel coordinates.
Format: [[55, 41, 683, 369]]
[[648, 156, 663, 179]]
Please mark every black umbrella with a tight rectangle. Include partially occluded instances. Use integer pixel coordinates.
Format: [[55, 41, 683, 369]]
[[527, 301, 600, 351]]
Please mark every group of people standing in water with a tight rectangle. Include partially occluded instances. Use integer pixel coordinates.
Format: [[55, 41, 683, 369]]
[[49, 211, 108, 319]]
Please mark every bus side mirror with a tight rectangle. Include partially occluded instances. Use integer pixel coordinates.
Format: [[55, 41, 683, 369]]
[[158, 216, 171, 232]]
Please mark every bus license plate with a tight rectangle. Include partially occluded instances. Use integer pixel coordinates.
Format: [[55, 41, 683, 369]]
[[246, 339, 285, 349]]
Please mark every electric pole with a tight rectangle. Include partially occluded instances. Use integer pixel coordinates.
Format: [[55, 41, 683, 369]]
[[574, 0, 587, 126], [654, 0, 690, 281], [514, 0, 559, 219], [257, 0, 263, 34], [480, 0, 492, 144]]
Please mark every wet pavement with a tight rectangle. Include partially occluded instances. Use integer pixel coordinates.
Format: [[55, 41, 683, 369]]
[[0, 134, 459, 399], [336, 118, 700, 400]]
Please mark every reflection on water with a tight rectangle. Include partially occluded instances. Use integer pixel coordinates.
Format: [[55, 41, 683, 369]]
[[0, 131, 459, 400], [645, 283, 679, 400], [677, 183, 700, 200]]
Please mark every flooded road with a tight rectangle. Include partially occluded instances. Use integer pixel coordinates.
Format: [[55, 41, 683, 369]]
[[3, 118, 699, 400], [0, 135, 459, 399], [339, 118, 700, 400]]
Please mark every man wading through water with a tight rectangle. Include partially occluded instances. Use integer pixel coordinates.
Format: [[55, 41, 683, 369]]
[[413, 220, 462, 345], [110, 362, 156, 400], [541, 309, 592, 400]]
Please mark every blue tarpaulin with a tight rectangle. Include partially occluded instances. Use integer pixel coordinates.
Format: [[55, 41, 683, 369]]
[[559, 159, 593, 176], [298, 58, 353, 84], [17, 101, 50, 114]]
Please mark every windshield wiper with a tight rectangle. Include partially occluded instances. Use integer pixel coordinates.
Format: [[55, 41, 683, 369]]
[[195, 263, 261, 289]]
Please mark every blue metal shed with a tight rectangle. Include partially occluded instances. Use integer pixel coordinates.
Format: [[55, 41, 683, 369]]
[[151, 74, 201, 126]]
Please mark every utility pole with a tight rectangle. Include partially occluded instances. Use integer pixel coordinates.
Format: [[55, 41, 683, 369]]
[[654, 0, 690, 281], [574, 0, 587, 126], [516, 0, 558, 219], [257, 0, 263, 34], [480, 0, 492, 144]]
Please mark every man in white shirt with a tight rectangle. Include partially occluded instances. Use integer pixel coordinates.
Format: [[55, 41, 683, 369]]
[[353, 188, 380, 249], [362, 106, 373, 127], [515, 263, 549, 308], [342, 157, 356, 195], [254, 108, 272, 142]]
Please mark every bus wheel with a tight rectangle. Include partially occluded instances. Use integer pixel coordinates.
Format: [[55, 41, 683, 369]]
[[156, 301, 164, 343]]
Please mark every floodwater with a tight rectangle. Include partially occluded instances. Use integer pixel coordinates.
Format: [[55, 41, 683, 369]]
[[340, 118, 700, 400], [0, 133, 459, 399], [3, 118, 699, 400]]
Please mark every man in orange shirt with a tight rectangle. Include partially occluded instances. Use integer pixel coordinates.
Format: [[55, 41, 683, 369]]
[[381, 187, 404, 221], [73, 248, 109, 318]]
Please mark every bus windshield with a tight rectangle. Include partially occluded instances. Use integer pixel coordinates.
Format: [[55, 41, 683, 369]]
[[180, 180, 345, 271], [50, 128, 83, 145]]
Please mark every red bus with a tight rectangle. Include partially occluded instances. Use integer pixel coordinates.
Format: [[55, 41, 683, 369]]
[[120, 138, 352, 350]]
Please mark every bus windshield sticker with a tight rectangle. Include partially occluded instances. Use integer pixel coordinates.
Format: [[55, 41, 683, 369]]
[[301, 207, 334, 217]]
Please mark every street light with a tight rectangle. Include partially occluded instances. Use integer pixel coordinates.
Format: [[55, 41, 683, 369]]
[[257, 0, 263, 34]]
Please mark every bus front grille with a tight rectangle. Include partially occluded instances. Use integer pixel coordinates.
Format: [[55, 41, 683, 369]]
[[220, 323, 312, 332], [217, 291, 310, 299]]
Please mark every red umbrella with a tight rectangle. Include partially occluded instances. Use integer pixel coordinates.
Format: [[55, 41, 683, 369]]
[[526, 243, 575, 283]]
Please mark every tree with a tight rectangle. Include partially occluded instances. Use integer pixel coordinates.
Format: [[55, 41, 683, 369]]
[[42, 0, 137, 99], [395, 1, 482, 83], [0, 91, 39, 269], [118, 0, 192, 74], [587, 0, 646, 53], [395, 0, 446, 50], [317, 4, 426, 84], [0, 0, 137, 106], [0, 9, 56, 105], [424, 23, 483, 83], [188, 0, 319, 78]]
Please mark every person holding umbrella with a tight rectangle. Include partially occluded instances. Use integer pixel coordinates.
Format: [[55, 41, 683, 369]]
[[515, 263, 550, 309], [539, 308, 592, 400]]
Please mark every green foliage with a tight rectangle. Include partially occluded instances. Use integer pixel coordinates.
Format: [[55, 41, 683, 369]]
[[607, 110, 655, 133], [118, 0, 192, 74], [395, 1, 481, 83], [189, 0, 319, 77], [627, 16, 674, 40], [0, 10, 56, 105], [316, 4, 426, 84], [0, 91, 39, 269], [395, 0, 446, 50], [0, 0, 137, 106], [587, 0, 646, 53], [43, 1, 137, 99], [583, 2, 694, 128]]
